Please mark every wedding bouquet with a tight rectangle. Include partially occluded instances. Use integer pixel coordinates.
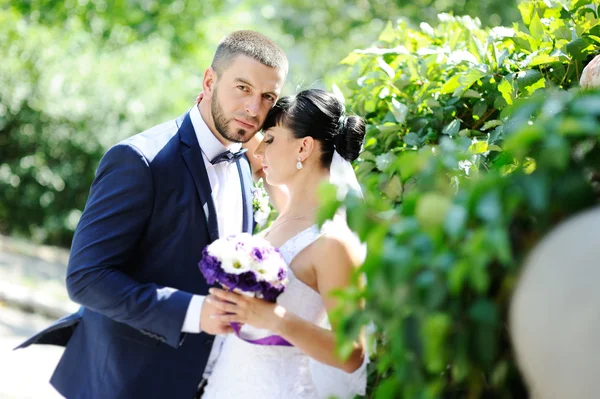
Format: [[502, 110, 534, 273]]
[[198, 233, 288, 302]]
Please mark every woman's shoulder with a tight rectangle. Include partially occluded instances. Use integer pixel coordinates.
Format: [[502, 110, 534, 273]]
[[313, 216, 366, 269]]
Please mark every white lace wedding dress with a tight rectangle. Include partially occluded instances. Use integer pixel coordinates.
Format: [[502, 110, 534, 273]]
[[201, 224, 367, 399]]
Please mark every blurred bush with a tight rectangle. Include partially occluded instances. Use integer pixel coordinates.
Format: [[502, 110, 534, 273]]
[[322, 0, 600, 396], [0, 10, 200, 245]]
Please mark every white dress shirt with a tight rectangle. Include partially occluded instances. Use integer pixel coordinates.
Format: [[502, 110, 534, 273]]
[[181, 104, 244, 333]]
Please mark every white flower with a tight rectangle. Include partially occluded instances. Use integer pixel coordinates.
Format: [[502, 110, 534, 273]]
[[220, 252, 253, 275], [252, 178, 272, 227], [207, 238, 234, 258]]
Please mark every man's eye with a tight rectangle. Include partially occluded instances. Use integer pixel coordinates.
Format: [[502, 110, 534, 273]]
[[263, 94, 275, 102], [265, 139, 273, 144], [238, 85, 249, 92]]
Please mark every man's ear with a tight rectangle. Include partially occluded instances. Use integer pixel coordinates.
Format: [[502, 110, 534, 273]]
[[202, 67, 217, 100]]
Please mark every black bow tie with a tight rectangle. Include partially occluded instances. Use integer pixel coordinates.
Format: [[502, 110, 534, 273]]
[[210, 148, 248, 165]]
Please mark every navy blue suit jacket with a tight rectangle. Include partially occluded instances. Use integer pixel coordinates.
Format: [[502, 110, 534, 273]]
[[17, 111, 254, 398]]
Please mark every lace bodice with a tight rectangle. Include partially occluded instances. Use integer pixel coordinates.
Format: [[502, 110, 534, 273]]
[[201, 223, 367, 399]]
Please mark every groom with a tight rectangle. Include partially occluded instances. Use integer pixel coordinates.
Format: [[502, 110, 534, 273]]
[[17, 30, 288, 398]]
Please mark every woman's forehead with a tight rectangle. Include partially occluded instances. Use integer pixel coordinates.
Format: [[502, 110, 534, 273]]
[[265, 124, 292, 136]]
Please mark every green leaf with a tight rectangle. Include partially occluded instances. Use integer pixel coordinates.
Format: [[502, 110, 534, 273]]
[[482, 120, 502, 131], [377, 57, 396, 79], [440, 75, 461, 94], [403, 132, 420, 146], [524, 77, 546, 96], [469, 140, 489, 154], [498, 78, 514, 105], [518, 1, 534, 25], [473, 101, 487, 119], [390, 98, 409, 124], [566, 37, 594, 60], [442, 119, 461, 136], [423, 313, 452, 373], [528, 53, 560, 66], [529, 12, 545, 42], [515, 70, 543, 91], [454, 68, 488, 96]]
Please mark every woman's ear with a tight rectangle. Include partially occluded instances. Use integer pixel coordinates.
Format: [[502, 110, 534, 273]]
[[298, 136, 316, 160]]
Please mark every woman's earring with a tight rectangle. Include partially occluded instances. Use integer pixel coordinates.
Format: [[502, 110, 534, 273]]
[[296, 157, 303, 170]]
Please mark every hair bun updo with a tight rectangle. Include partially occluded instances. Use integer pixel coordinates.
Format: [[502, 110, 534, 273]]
[[262, 88, 366, 168], [334, 114, 365, 162]]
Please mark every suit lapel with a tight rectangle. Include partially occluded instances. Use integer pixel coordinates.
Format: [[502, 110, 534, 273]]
[[236, 156, 254, 234], [177, 112, 219, 242]]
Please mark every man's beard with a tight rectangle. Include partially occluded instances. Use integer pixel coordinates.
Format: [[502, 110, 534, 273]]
[[211, 86, 255, 143]]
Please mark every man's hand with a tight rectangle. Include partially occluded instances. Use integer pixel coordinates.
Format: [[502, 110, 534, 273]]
[[199, 294, 234, 335]]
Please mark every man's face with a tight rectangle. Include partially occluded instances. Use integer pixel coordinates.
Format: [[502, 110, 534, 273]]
[[205, 55, 285, 144]]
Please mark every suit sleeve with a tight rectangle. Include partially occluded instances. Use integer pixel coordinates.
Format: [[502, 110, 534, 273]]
[[66, 144, 192, 348]]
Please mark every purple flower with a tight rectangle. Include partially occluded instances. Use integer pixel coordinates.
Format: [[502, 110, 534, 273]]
[[260, 280, 284, 302], [277, 268, 287, 281], [198, 249, 222, 285], [220, 272, 240, 289], [251, 247, 266, 261], [237, 271, 263, 292]]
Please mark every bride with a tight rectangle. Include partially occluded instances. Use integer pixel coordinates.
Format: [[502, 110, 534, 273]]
[[199, 88, 368, 398]]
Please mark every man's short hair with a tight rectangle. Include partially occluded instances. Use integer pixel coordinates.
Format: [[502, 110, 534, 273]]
[[211, 30, 288, 77]]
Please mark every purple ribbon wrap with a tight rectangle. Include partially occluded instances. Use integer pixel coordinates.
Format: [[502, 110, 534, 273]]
[[231, 322, 292, 346]]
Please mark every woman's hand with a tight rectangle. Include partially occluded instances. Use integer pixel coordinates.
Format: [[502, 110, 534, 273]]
[[206, 288, 286, 332], [195, 92, 204, 104]]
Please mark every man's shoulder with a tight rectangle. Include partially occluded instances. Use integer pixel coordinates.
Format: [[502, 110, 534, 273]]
[[118, 117, 180, 163]]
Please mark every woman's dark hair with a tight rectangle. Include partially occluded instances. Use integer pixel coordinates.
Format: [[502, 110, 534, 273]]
[[262, 89, 365, 167]]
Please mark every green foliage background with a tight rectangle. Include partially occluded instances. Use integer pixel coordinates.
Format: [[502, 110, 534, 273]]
[[317, 0, 600, 397], [2, 0, 600, 397]]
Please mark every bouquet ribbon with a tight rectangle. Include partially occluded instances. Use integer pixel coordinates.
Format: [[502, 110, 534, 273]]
[[230, 322, 292, 346]]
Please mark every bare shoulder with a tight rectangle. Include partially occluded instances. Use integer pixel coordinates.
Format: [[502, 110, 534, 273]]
[[312, 220, 364, 271]]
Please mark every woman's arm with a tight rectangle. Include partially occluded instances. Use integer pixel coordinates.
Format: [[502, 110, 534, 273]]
[[209, 234, 365, 373]]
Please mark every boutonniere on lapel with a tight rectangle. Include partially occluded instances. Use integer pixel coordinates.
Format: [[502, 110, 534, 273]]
[[252, 178, 271, 228]]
